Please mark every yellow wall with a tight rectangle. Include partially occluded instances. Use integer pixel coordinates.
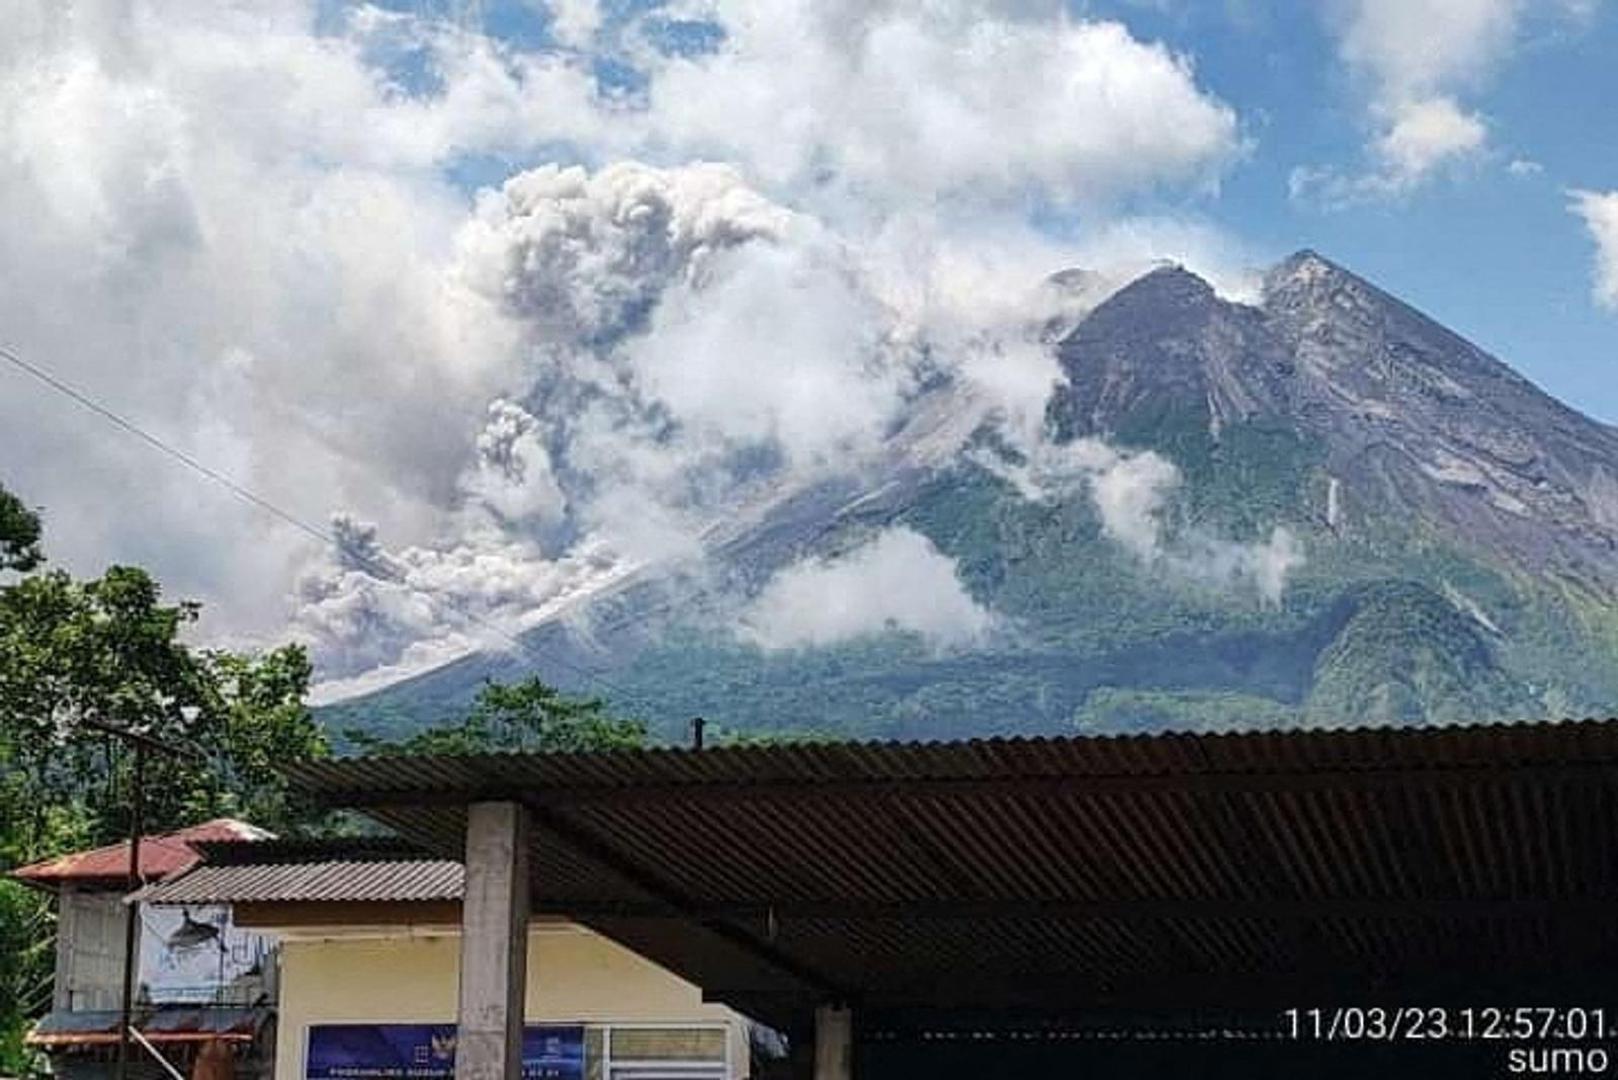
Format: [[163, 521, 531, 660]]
[[273, 922, 747, 1080]]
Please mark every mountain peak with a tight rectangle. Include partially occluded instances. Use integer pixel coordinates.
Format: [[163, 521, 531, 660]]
[[1263, 248, 1354, 298], [1133, 260, 1217, 298], [1049, 255, 1291, 441], [1083, 261, 1220, 325], [1280, 247, 1333, 269], [1053, 260, 1222, 348]]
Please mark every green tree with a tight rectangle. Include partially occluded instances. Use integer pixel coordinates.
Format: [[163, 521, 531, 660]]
[[0, 567, 329, 844], [0, 485, 42, 573], [0, 481, 328, 1075], [195, 646, 329, 828], [0, 803, 89, 1072], [347, 676, 646, 755]]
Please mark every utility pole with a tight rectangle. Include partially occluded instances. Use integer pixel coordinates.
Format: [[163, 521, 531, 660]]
[[81, 716, 202, 1080], [118, 739, 145, 1080]]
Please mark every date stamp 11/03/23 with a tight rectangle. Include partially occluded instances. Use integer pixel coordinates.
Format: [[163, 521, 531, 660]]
[[1283, 1007, 1613, 1075]]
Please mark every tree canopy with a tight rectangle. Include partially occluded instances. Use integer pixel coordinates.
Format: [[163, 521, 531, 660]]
[[0, 485, 42, 572], [0, 564, 329, 855], [346, 676, 646, 756]]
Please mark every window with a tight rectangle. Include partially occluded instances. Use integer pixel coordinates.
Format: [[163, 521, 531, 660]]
[[599, 1026, 728, 1080]]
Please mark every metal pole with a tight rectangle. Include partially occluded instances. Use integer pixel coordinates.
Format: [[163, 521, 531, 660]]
[[691, 717, 706, 750], [77, 715, 198, 1080], [116, 739, 146, 1080], [128, 1027, 187, 1080]]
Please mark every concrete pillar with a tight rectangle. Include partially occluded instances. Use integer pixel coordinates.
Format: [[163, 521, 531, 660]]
[[456, 802, 530, 1080], [812, 1005, 853, 1080]]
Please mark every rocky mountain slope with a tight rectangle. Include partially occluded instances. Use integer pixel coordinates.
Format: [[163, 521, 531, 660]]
[[1057, 252, 1618, 588], [324, 251, 1618, 742]]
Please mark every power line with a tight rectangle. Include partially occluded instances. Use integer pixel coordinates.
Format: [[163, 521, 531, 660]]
[[0, 342, 650, 713], [1, 344, 335, 551]]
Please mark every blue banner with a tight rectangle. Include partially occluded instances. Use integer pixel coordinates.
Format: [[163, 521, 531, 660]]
[[306, 1024, 585, 1080]]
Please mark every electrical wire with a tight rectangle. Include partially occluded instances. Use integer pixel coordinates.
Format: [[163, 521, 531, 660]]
[[0, 342, 654, 715]]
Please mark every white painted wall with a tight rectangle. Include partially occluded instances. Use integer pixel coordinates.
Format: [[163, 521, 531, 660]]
[[270, 923, 749, 1080]]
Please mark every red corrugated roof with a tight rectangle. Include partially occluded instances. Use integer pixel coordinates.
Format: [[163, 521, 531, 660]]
[[10, 819, 271, 890]]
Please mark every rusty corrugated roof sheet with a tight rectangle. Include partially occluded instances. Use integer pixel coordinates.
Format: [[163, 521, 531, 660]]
[[284, 720, 1618, 1019], [10, 819, 272, 890], [26, 1007, 268, 1047], [141, 838, 462, 905]]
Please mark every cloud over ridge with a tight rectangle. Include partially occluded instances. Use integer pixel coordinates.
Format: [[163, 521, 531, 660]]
[[740, 527, 995, 652]]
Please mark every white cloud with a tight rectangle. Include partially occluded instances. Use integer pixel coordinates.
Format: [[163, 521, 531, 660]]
[[853, 212, 1265, 448], [740, 527, 995, 651], [1291, 101, 1489, 206], [1300, 0, 1542, 200], [547, 0, 603, 49], [1337, 0, 1519, 103], [626, 241, 916, 467], [1569, 189, 1618, 310], [638, 4, 1241, 207], [1374, 96, 1489, 186], [1507, 156, 1545, 176], [1066, 216, 1267, 303], [0, 3, 543, 638]]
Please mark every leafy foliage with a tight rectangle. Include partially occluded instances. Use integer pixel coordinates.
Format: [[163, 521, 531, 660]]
[[0, 485, 42, 573], [0, 803, 89, 1072], [346, 676, 645, 755], [0, 566, 329, 842], [1304, 581, 1538, 726]]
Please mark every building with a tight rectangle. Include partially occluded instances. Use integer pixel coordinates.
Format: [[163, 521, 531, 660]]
[[282, 720, 1618, 1079], [10, 819, 275, 1079], [137, 838, 757, 1080], [23, 720, 1618, 1078]]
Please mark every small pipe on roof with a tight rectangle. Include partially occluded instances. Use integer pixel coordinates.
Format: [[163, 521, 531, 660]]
[[691, 717, 706, 750]]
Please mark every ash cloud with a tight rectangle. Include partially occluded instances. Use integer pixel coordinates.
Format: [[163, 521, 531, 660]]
[[0, 1, 1267, 693]]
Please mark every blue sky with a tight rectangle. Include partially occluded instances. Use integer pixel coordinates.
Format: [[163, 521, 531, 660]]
[[1095, 0, 1618, 421]]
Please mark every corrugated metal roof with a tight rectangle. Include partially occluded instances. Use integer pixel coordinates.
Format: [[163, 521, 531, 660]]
[[27, 1007, 268, 1046], [284, 720, 1618, 1020], [186, 836, 431, 864], [11, 819, 272, 889], [141, 839, 462, 905], [288, 719, 1618, 800]]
